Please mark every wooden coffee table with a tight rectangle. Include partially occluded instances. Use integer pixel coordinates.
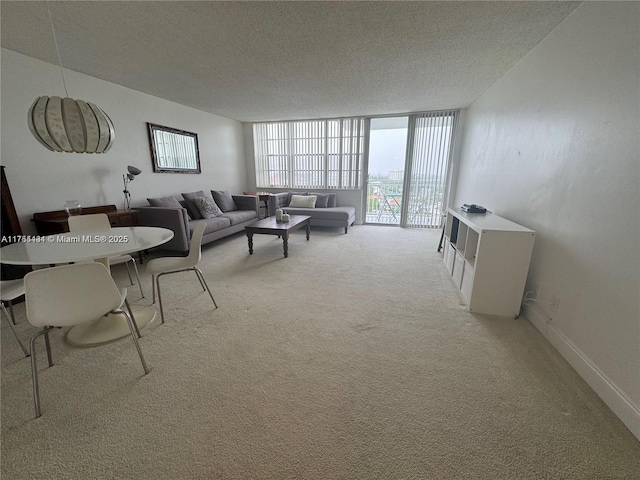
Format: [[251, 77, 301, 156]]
[[245, 215, 311, 258]]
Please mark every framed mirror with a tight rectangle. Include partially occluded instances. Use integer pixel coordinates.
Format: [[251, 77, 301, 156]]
[[147, 123, 201, 173]]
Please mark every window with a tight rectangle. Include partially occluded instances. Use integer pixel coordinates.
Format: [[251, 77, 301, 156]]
[[253, 118, 366, 189]]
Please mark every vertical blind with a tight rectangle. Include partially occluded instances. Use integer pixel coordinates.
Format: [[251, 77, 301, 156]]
[[404, 110, 458, 228], [254, 118, 366, 189]]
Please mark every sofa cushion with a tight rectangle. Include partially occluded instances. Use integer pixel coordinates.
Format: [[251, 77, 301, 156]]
[[308, 192, 330, 208], [283, 206, 354, 221], [289, 194, 317, 208], [193, 195, 223, 218], [212, 190, 237, 212], [191, 217, 231, 236], [182, 191, 206, 219], [147, 196, 183, 209], [178, 200, 192, 219], [221, 209, 257, 225]]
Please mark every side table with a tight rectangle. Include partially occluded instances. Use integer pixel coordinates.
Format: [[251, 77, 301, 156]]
[[244, 191, 271, 218]]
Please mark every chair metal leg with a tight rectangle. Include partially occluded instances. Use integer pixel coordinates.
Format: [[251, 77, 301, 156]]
[[29, 327, 54, 418], [1, 303, 29, 357], [193, 268, 206, 291], [156, 275, 165, 324], [120, 309, 149, 375], [8, 300, 17, 325], [151, 275, 156, 304], [124, 298, 142, 338], [195, 267, 218, 309], [124, 262, 134, 285], [44, 329, 53, 367], [130, 259, 145, 298], [153, 268, 217, 323]]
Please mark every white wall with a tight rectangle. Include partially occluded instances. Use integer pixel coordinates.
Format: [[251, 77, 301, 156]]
[[1, 49, 247, 235], [453, 2, 639, 436]]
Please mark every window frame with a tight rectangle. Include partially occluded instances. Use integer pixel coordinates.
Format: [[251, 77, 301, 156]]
[[253, 117, 366, 190]]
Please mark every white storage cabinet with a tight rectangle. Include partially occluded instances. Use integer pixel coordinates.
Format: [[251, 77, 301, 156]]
[[442, 208, 535, 317]]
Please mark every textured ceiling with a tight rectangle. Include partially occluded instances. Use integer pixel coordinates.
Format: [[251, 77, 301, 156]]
[[1, 1, 580, 122]]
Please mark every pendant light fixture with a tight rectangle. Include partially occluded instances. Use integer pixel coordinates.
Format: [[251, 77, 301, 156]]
[[27, 4, 115, 153]]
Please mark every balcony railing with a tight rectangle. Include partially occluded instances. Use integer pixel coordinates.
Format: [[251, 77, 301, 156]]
[[366, 179, 444, 228]]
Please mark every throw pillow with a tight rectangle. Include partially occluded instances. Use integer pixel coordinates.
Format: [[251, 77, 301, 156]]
[[182, 191, 206, 219], [211, 190, 237, 212], [147, 196, 183, 209], [308, 193, 330, 208], [289, 194, 317, 208], [193, 195, 223, 218]]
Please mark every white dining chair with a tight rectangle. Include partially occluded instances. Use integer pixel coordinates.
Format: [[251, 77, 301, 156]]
[[146, 220, 217, 323], [67, 213, 144, 298], [24, 262, 149, 418], [1, 279, 30, 357]]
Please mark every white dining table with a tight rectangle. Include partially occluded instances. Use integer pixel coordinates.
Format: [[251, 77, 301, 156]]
[[0, 226, 174, 346]]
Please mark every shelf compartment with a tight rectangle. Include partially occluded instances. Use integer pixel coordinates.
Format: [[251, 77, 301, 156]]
[[452, 252, 464, 288], [461, 261, 474, 303], [443, 240, 455, 275], [464, 228, 479, 264], [456, 223, 468, 255]]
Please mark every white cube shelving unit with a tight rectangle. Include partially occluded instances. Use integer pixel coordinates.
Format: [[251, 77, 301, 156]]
[[442, 208, 535, 317]]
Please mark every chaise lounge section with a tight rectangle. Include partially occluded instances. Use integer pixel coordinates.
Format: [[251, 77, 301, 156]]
[[268, 192, 355, 233]]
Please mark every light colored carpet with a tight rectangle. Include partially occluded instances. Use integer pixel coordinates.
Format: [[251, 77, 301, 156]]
[[1, 226, 639, 479]]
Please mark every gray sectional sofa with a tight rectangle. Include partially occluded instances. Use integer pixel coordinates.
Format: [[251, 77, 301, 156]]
[[268, 192, 356, 233], [137, 190, 259, 253]]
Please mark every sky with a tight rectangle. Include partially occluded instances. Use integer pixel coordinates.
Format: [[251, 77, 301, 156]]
[[368, 128, 407, 176]]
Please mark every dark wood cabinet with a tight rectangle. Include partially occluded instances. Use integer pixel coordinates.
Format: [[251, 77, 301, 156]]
[[1, 166, 22, 245], [108, 210, 138, 227], [1, 165, 30, 280], [32, 205, 139, 235]]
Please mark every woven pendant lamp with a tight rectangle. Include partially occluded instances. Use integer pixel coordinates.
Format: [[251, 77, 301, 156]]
[[27, 5, 115, 154], [28, 96, 115, 153]]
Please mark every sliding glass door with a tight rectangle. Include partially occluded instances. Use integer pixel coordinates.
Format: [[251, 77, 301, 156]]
[[365, 117, 408, 225], [364, 111, 458, 228]]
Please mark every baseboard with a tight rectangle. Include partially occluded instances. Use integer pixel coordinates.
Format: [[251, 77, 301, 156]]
[[525, 305, 640, 441]]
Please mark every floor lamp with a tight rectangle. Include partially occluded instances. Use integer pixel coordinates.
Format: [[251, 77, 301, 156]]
[[122, 166, 141, 210]]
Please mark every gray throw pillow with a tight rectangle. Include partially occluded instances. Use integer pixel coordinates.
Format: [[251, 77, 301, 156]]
[[147, 196, 183, 209], [308, 193, 330, 208], [182, 191, 206, 219], [193, 195, 223, 218], [211, 190, 237, 212]]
